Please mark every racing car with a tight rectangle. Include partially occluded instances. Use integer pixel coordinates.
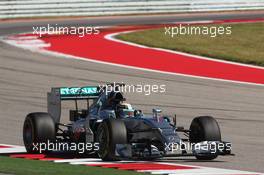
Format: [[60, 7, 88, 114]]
[[23, 83, 232, 160]]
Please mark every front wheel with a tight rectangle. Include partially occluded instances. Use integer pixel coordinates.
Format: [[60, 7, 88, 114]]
[[189, 116, 221, 160], [96, 119, 127, 161]]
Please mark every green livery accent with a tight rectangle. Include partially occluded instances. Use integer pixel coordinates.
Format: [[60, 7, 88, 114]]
[[60, 86, 99, 97]]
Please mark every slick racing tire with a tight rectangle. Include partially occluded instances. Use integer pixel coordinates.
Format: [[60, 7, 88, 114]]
[[23, 112, 56, 153], [96, 119, 127, 161], [189, 116, 221, 160]]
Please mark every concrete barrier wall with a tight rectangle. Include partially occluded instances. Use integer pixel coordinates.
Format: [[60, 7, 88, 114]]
[[1, 0, 264, 19]]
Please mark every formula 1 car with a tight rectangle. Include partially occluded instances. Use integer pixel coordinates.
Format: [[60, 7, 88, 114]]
[[23, 84, 232, 160]]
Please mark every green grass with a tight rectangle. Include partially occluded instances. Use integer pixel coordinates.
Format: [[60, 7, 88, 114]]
[[117, 22, 264, 66], [0, 156, 144, 175]]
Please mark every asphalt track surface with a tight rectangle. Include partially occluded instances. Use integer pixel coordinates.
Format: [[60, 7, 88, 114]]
[[0, 11, 264, 173]]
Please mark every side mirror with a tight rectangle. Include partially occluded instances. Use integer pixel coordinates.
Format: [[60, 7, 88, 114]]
[[134, 110, 142, 117], [163, 116, 171, 123]]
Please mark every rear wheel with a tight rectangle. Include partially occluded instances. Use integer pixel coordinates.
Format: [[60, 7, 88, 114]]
[[23, 112, 55, 153], [189, 116, 221, 160], [96, 119, 127, 161]]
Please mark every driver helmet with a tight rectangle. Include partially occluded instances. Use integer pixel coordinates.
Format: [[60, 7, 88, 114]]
[[118, 103, 134, 118]]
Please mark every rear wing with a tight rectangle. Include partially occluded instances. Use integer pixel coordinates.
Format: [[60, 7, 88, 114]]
[[59, 86, 100, 100], [47, 86, 101, 123]]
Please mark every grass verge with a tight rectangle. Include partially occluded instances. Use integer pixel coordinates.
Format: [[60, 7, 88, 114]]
[[0, 156, 144, 175], [117, 22, 264, 66]]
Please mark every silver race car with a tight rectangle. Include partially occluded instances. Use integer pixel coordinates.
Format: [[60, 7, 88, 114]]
[[23, 84, 232, 160]]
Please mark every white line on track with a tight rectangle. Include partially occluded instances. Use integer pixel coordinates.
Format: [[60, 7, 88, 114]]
[[2, 20, 264, 87], [0, 144, 263, 175], [105, 28, 264, 71], [0, 145, 26, 154], [2, 34, 264, 88], [70, 161, 119, 165], [141, 168, 260, 175], [69, 160, 144, 165], [54, 158, 103, 163]]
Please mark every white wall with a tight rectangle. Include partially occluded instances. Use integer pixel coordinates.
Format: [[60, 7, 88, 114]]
[[1, 0, 264, 19]]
